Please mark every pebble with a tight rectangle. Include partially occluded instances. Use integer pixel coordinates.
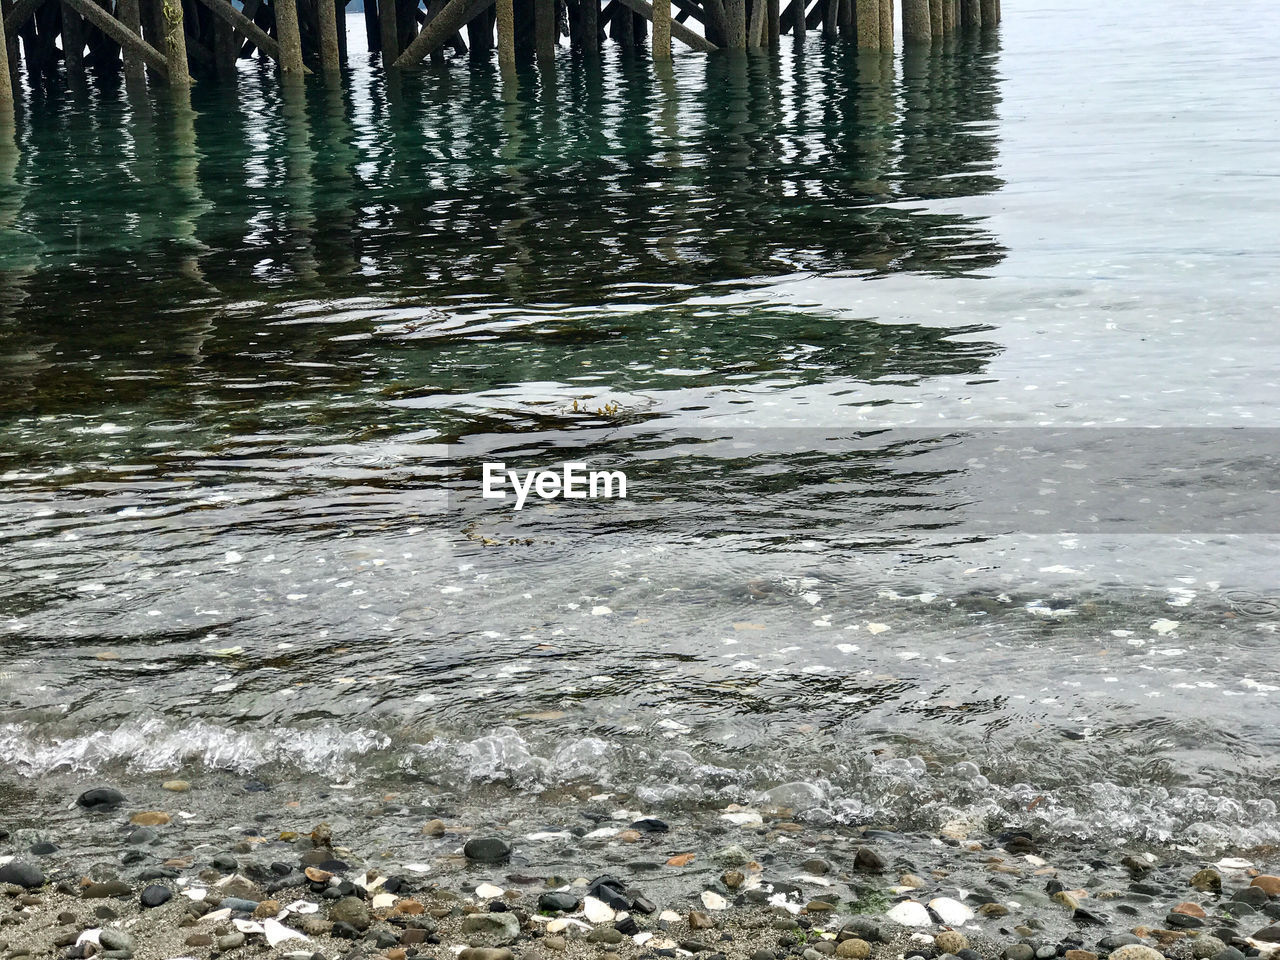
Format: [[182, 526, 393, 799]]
[[140, 885, 172, 908], [543, 937, 566, 952], [128, 811, 170, 826], [99, 929, 135, 954], [217, 932, 246, 950], [836, 940, 871, 959], [854, 848, 886, 872], [329, 896, 371, 931], [458, 950, 514, 960], [83, 881, 132, 899], [929, 897, 974, 925], [1192, 937, 1226, 959], [887, 901, 931, 926], [461, 912, 521, 941], [1252, 877, 1280, 897], [463, 837, 512, 863], [1189, 870, 1222, 893], [935, 933, 969, 954], [690, 911, 715, 929], [422, 819, 446, 837], [1064, 952, 1097, 960], [162, 780, 191, 792], [76, 788, 125, 810], [0, 862, 44, 889], [1004, 946, 1035, 960], [587, 928, 626, 944], [1108, 947, 1165, 960], [185, 933, 213, 947]]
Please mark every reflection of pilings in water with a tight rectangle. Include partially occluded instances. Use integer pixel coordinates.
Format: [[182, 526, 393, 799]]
[[0, 128, 38, 314], [157, 93, 211, 280], [0, 6, 14, 117], [495, 69, 532, 288], [280, 80, 317, 281], [651, 60, 680, 266], [314, 82, 357, 278]]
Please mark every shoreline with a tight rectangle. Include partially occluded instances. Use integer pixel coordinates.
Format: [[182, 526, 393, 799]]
[[3, 788, 1280, 960]]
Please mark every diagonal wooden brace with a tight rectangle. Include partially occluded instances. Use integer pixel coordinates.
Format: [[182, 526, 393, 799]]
[[62, 0, 170, 76]]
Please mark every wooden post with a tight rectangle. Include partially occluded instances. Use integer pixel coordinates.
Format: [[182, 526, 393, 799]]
[[335, 0, 347, 61], [651, 0, 667, 56], [940, 0, 952, 31], [819, 0, 833, 38], [362, 0, 379, 48], [746, 0, 762, 45], [315, 0, 339, 70], [791, 0, 802, 38], [115, 0, 150, 83], [61, 0, 87, 81], [901, 0, 926, 43], [273, 0, 304, 72], [959, 0, 977, 27], [928, 0, 939, 35], [611, 0, 709, 47], [495, 0, 512, 66], [0, 6, 12, 118], [190, 0, 301, 67], [378, 0, 398, 64], [722, 0, 742, 48], [161, 0, 191, 84], [853, 0, 874, 46], [63, 0, 170, 74], [978, 0, 991, 27], [579, 0, 596, 50], [877, 0, 889, 45], [532, 0, 551, 62]]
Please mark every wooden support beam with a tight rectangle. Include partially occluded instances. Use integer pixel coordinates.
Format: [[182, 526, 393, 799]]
[[940, 0, 952, 31], [877, 0, 888, 44], [650, 0, 667, 55], [392, 0, 489, 66], [0, 5, 12, 113], [532, 0, 551, 63], [928, 0, 939, 34], [854, 0, 874, 45], [819, 0, 833, 37], [3, 0, 45, 37], [766, 0, 777, 43], [62, 0, 170, 73], [610, 0, 712, 49], [273, 0, 304, 72], [116, 0, 148, 82], [61, 0, 87, 80], [578, 0, 595, 49], [191, 0, 299, 68], [721, 0, 740, 46], [901, 0, 926, 42], [377, 0, 397, 64], [746, 0, 761, 45], [978, 0, 992, 25], [494, 0, 511, 66], [315, 0, 338, 69], [362, 0, 378, 47], [959, 0, 975, 26], [161, 0, 192, 84]]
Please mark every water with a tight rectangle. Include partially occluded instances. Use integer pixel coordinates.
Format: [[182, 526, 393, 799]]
[[2, 0, 1280, 857]]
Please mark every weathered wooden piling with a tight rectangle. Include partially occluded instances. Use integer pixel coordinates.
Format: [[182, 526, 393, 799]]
[[854, 0, 875, 47], [652, 0, 670, 56], [927, 0, 940, 35], [496, 0, 514, 68], [878, 0, 890, 46], [0, 8, 12, 118], [533, 0, 553, 63], [979, 0, 993, 26], [316, 0, 340, 71], [901, 0, 928, 43], [940, 0, 953, 32], [960, 0, 978, 27], [162, 0, 191, 86], [273, 0, 305, 74], [62, 0, 87, 81]]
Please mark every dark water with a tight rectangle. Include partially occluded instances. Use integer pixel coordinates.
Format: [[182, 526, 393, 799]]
[[2, 0, 1280, 854]]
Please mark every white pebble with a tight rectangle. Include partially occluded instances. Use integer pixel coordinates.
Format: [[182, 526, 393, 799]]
[[583, 896, 615, 923], [701, 891, 728, 911], [476, 883, 504, 899], [928, 897, 974, 925], [887, 901, 931, 926]]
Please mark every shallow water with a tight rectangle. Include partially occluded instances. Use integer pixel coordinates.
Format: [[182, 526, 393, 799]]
[[2, 0, 1280, 854]]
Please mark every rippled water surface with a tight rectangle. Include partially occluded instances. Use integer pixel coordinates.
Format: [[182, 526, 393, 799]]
[[3, 0, 1280, 853]]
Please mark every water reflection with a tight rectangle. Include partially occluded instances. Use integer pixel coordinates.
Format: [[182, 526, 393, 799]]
[[0, 32, 1004, 313]]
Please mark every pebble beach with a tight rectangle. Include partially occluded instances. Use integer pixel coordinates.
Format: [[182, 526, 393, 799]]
[[4, 784, 1280, 960]]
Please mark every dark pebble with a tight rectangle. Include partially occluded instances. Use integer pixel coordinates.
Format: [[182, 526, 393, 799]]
[[76, 788, 126, 810], [853, 848, 885, 872], [539, 892, 579, 912], [219, 897, 260, 913], [1004, 946, 1035, 960], [126, 828, 157, 846], [1074, 909, 1109, 926], [629, 818, 670, 833], [29, 842, 58, 856], [332, 922, 363, 940], [463, 837, 512, 863], [1097, 935, 1143, 951], [615, 916, 639, 936], [211, 854, 239, 872], [1216, 950, 1247, 960], [632, 895, 657, 914], [1233, 888, 1271, 908], [140, 885, 172, 908]]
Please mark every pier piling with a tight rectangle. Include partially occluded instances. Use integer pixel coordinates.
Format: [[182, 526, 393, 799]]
[[901, 0, 927, 43]]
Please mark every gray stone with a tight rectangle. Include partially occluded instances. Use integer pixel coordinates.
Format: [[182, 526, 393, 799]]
[[76, 788, 125, 810], [99, 929, 135, 953], [1192, 937, 1226, 959], [538, 892, 579, 912], [217, 932, 246, 950], [853, 848, 885, 872], [459, 950, 514, 960], [219, 897, 260, 913], [140, 885, 172, 908], [1107, 947, 1165, 960], [83, 881, 132, 899], [0, 862, 44, 889], [328, 896, 371, 932], [1003, 946, 1035, 960], [461, 911, 521, 942]]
